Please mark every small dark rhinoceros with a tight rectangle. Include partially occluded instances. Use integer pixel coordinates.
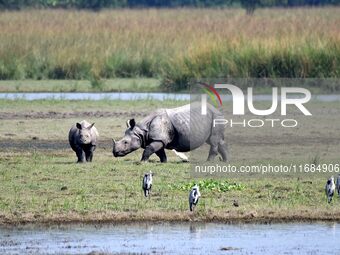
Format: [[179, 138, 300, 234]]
[[68, 120, 99, 163], [112, 103, 227, 163]]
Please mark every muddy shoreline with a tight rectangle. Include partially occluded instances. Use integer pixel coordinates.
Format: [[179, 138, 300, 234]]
[[1, 134, 338, 152], [0, 139, 114, 151], [1, 211, 340, 226]]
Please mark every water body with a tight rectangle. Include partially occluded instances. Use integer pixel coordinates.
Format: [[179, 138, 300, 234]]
[[0, 92, 340, 101], [0, 92, 189, 101], [0, 222, 339, 254]]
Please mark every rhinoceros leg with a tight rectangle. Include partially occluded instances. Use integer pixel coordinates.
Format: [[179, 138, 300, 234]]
[[206, 133, 219, 161], [207, 144, 218, 161], [85, 153, 92, 162], [76, 147, 86, 163], [141, 141, 164, 162], [155, 148, 167, 163], [85, 145, 95, 162], [207, 132, 228, 162], [218, 141, 228, 162], [206, 119, 228, 161], [207, 141, 228, 162]]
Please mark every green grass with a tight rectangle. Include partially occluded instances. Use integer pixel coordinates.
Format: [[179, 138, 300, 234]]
[[0, 151, 195, 215], [1, 149, 339, 223], [1, 99, 340, 223], [0, 8, 339, 90], [0, 98, 184, 116], [169, 179, 246, 192]]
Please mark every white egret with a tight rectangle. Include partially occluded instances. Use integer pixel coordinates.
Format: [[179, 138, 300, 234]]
[[172, 149, 189, 162]]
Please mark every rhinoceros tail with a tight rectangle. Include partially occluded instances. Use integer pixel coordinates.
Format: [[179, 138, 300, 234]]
[[172, 149, 189, 162]]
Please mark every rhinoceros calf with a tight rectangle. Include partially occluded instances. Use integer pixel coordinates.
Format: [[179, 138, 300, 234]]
[[112, 103, 227, 163], [69, 120, 99, 163]]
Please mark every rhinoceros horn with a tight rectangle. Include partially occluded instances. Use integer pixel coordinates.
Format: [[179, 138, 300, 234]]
[[112, 138, 116, 150]]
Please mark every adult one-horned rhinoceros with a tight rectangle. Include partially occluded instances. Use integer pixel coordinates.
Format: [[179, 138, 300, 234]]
[[69, 120, 99, 163], [112, 103, 227, 163]]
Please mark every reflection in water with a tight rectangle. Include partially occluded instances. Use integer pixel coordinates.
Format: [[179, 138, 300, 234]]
[[0, 92, 190, 101], [1, 222, 340, 255], [326, 222, 336, 236], [189, 222, 206, 241], [190, 223, 197, 233]]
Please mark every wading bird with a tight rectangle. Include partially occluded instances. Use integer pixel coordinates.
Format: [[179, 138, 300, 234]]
[[142, 171, 153, 198], [336, 174, 340, 197], [189, 184, 201, 211], [325, 176, 335, 203]]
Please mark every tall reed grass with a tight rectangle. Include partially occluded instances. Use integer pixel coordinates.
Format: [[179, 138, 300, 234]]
[[0, 8, 339, 89]]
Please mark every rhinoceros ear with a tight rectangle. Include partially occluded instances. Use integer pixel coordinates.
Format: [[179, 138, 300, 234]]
[[87, 123, 95, 129], [76, 123, 82, 129], [126, 119, 136, 129]]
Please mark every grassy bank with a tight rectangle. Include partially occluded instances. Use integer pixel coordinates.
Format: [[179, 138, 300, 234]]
[[2, 151, 340, 225], [0, 8, 339, 90], [0, 99, 340, 224]]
